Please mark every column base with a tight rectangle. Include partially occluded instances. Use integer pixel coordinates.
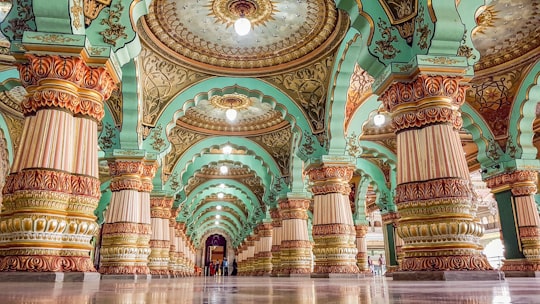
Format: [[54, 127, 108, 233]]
[[311, 272, 360, 279], [392, 271, 505, 281], [504, 271, 540, 277], [151, 274, 170, 279], [0, 272, 100, 282], [101, 274, 152, 280]]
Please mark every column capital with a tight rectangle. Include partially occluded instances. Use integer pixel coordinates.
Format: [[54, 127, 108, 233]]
[[381, 211, 400, 224], [18, 54, 116, 120], [270, 208, 282, 228], [307, 164, 354, 196], [279, 197, 310, 220], [485, 170, 538, 195], [355, 224, 369, 237], [378, 74, 466, 132]]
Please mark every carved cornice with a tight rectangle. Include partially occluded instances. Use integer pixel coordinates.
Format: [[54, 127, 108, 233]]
[[307, 165, 354, 195], [485, 170, 538, 195], [395, 178, 471, 205]]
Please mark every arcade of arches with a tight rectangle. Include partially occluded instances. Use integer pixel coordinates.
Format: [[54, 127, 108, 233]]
[[0, 0, 537, 286]]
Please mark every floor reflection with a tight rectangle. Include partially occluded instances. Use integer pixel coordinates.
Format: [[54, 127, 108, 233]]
[[0, 276, 539, 303]]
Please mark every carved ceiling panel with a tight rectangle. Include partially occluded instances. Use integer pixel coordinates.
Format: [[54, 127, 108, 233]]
[[248, 126, 292, 176]]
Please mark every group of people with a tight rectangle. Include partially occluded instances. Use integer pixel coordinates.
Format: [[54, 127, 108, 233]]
[[367, 254, 386, 275], [208, 257, 229, 276]]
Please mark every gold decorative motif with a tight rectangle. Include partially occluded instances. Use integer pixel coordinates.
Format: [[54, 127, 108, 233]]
[[378, 0, 418, 45], [422, 56, 460, 65], [98, 122, 117, 150], [99, 2, 127, 46], [264, 56, 334, 133], [105, 88, 123, 128], [3, 114, 23, 155], [374, 18, 400, 60], [26, 34, 79, 44], [415, 4, 430, 49], [345, 64, 374, 129], [210, 93, 252, 110], [208, 0, 277, 28], [139, 46, 209, 126], [84, 0, 112, 26], [250, 126, 291, 176], [163, 127, 207, 175]]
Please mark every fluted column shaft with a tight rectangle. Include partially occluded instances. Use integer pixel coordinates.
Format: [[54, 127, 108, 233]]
[[168, 217, 177, 276], [100, 159, 157, 275], [279, 197, 312, 276], [148, 196, 174, 276], [0, 54, 115, 272], [257, 223, 273, 276], [246, 236, 255, 276], [308, 165, 359, 274], [355, 225, 369, 272], [270, 208, 282, 276], [380, 74, 491, 271], [486, 170, 540, 273]]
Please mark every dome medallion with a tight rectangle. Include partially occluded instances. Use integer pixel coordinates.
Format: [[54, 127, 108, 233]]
[[143, 0, 348, 76]]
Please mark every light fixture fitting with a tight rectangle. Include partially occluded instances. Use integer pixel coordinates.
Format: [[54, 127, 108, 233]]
[[220, 165, 229, 174], [234, 16, 251, 36], [373, 113, 385, 127]]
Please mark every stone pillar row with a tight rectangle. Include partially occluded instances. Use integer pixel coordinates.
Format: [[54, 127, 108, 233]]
[[270, 208, 282, 277], [279, 197, 312, 276], [149, 196, 174, 276]]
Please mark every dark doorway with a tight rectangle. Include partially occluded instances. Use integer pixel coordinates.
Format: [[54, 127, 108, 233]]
[[205, 234, 227, 265]]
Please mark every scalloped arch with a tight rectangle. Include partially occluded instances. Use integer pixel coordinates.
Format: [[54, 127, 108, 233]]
[[146, 78, 321, 161]]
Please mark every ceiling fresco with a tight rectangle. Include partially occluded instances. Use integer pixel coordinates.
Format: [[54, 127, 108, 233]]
[[0, 0, 538, 248]]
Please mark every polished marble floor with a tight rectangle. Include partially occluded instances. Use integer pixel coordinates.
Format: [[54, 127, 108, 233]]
[[0, 275, 538, 304]]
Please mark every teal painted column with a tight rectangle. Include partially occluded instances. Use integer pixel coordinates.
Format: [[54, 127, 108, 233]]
[[382, 212, 401, 274]]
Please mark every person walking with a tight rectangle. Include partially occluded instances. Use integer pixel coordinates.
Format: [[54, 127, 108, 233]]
[[222, 257, 229, 276]]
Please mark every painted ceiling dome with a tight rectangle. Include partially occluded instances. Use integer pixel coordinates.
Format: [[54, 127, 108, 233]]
[[177, 92, 288, 135], [142, 0, 348, 76]]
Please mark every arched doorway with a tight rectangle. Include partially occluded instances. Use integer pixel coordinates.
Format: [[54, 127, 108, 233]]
[[205, 234, 227, 275]]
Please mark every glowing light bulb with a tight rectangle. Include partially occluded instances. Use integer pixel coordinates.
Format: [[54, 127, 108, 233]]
[[217, 192, 224, 199], [216, 205, 222, 210], [222, 145, 232, 154], [234, 17, 251, 36], [225, 108, 237, 121], [373, 113, 385, 127], [220, 165, 228, 174]]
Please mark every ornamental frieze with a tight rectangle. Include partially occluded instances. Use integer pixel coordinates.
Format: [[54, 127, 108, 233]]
[[400, 254, 492, 272], [391, 106, 462, 132], [394, 178, 471, 204], [102, 222, 151, 235], [0, 255, 95, 272], [109, 177, 142, 192], [307, 165, 354, 183], [485, 170, 538, 194], [313, 224, 356, 236], [310, 183, 351, 196], [108, 160, 145, 177]]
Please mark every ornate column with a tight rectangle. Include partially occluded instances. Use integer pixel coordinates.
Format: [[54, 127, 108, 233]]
[[252, 229, 261, 276], [246, 235, 256, 276], [379, 74, 496, 280], [355, 224, 370, 274], [257, 222, 273, 276], [100, 157, 156, 278], [168, 217, 177, 277], [237, 243, 245, 276], [486, 171, 540, 277], [279, 196, 312, 276], [270, 208, 282, 276], [381, 212, 402, 274], [0, 54, 115, 279], [175, 223, 186, 277], [307, 162, 359, 277], [148, 195, 174, 277]]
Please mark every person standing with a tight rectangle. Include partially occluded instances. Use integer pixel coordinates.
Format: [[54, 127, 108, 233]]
[[379, 254, 386, 275], [222, 257, 229, 276], [367, 256, 374, 274]]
